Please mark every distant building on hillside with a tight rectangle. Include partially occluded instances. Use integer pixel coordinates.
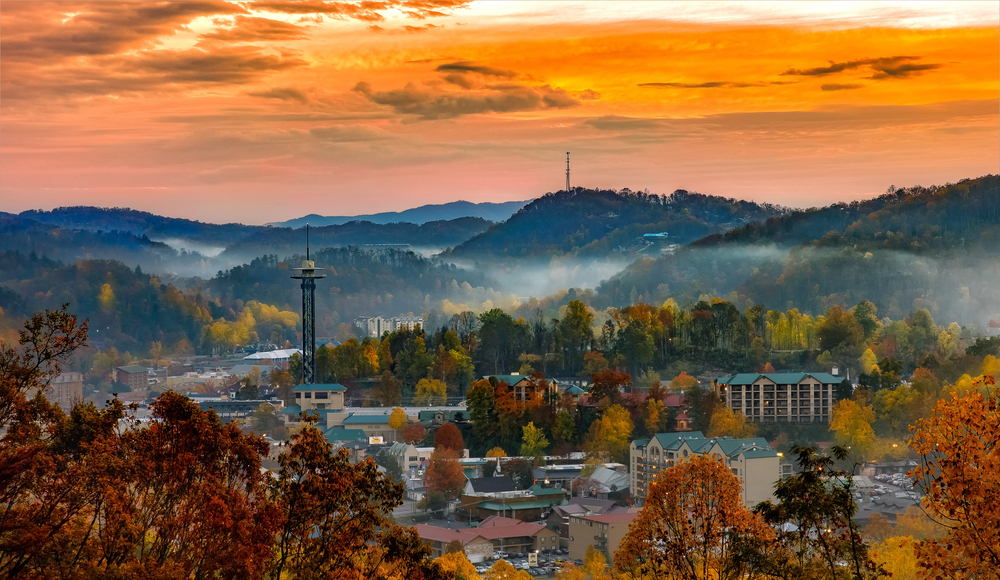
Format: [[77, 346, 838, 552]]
[[713, 372, 843, 424], [29, 372, 83, 409], [355, 315, 425, 338], [243, 348, 300, 370], [116, 365, 149, 392], [488, 374, 560, 402]]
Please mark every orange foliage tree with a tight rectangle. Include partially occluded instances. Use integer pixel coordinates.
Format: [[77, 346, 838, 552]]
[[0, 306, 448, 580], [434, 422, 465, 452], [424, 449, 466, 499], [403, 421, 427, 444], [615, 455, 774, 580], [907, 375, 1000, 579], [270, 420, 445, 580]]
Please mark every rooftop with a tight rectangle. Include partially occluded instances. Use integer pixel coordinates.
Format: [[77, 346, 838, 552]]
[[717, 372, 845, 386], [292, 383, 346, 392]]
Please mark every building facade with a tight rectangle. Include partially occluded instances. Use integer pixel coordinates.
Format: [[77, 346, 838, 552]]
[[489, 374, 560, 402], [48, 372, 83, 408], [355, 315, 425, 338], [713, 372, 843, 423], [630, 431, 780, 508], [567, 512, 637, 566], [116, 365, 149, 392]]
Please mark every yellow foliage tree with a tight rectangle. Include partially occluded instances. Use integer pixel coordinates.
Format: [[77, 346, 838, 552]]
[[583, 404, 633, 463], [870, 536, 917, 580], [908, 377, 999, 578], [364, 343, 380, 373], [860, 348, 878, 373], [436, 551, 482, 580], [484, 559, 531, 580], [486, 447, 507, 458], [706, 408, 758, 439], [983, 354, 1000, 378], [829, 398, 876, 456], [388, 407, 408, 432], [414, 377, 447, 406], [98, 283, 116, 312], [583, 546, 610, 580]]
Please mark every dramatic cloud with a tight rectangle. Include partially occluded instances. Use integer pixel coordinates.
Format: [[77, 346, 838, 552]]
[[435, 61, 517, 79], [201, 16, 310, 42], [248, 0, 470, 22], [0, 1, 246, 61], [247, 87, 311, 103], [639, 81, 766, 89], [353, 81, 580, 120], [822, 83, 864, 91], [781, 56, 942, 80]]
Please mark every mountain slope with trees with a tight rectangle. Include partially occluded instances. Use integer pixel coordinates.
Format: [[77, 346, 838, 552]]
[[447, 188, 785, 259], [597, 175, 1000, 326]]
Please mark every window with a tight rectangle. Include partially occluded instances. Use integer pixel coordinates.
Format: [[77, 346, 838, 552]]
[[304, 392, 312, 399], [295, 393, 301, 399], [409, 456, 418, 462], [315, 392, 328, 399], [316, 403, 326, 410]]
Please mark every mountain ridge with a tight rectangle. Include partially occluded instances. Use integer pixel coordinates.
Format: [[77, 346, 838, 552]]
[[268, 199, 530, 228]]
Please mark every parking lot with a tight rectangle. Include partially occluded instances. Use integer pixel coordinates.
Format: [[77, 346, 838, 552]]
[[474, 549, 582, 577]]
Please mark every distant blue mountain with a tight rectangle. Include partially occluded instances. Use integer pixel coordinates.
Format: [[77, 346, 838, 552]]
[[269, 199, 530, 228]]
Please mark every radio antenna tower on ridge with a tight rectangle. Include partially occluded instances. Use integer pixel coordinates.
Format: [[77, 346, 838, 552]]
[[565, 151, 571, 193]]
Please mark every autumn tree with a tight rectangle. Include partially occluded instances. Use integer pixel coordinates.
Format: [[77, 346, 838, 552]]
[[706, 408, 758, 439], [589, 369, 630, 405], [754, 444, 883, 580], [415, 377, 448, 406], [437, 551, 482, 580], [250, 401, 281, 434], [520, 421, 549, 465], [403, 421, 427, 444], [270, 420, 446, 580], [907, 376, 1000, 579], [583, 546, 611, 580], [389, 406, 408, 437], [583, 404, 633, 463], [485, 559, 532, 580], [424, 449, 466, 499], [373, 370, 404, 407], [829, 397, 876, 456], [434, 422, 465, 452], [668, 371, 697, 391], [616, 455, 774, 580]]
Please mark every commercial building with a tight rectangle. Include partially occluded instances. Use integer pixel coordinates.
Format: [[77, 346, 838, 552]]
[[630, 431, 780, 508], [460, 484, 567, 522], [713, 372, 843, 423], [243, 348, 301, 371], [567, 512, 638, 566], [415, 517, 559, 561], [116, 365, 149, 392]]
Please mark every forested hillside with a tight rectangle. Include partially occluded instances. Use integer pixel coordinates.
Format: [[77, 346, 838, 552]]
[[597, 176, 1000, 327], [447, 188, 784, 259], [218, 217, 491, 261], [18, 206, 259, 247], [0, 214, 197, 271]]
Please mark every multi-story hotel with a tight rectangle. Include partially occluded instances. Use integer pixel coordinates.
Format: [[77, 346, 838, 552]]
[[713, 372, 843, 424], [629, 431, 779, 508]]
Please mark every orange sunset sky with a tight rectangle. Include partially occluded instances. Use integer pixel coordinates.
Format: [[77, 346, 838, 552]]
[[1, 1, 998, 224]]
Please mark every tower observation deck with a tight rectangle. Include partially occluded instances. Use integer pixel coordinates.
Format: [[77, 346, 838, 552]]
[[290, 225, 325, 384]]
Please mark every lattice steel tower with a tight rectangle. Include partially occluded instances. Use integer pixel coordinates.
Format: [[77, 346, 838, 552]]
[[565, 151, 571, 192], [290, 224, 325, 384]]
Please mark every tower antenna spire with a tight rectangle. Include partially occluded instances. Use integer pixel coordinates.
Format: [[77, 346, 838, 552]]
[[565, 151, 571, 193], [291, 224, 325, 384]]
